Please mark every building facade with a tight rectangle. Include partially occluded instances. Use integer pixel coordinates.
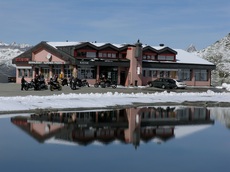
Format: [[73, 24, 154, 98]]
[[12, 40, 215, 86]]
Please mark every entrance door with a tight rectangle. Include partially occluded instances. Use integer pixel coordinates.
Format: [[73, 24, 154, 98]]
[[111, 71, 118, 84], [100, 67, 118, 83], [120, 71, 126, 86]]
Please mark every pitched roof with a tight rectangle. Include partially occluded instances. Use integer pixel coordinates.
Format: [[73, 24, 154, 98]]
[[13, 41, 214, 66], [175, 49, 214, 65], [12, 41, 76, 64]]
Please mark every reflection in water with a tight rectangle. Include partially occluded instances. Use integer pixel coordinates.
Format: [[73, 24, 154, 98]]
[[11, 106, 214, 148], [210, 108, 230, 129]]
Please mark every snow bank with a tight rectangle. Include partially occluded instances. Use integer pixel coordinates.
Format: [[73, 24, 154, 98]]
[[0, 90, 230, 113]]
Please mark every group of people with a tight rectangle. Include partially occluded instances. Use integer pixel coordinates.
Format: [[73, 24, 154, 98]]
[[21, 74, 47, 91], [20, 74, 88, 90]]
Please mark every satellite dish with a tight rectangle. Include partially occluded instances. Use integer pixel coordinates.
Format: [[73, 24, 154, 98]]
[[46, 53, 52, 60]]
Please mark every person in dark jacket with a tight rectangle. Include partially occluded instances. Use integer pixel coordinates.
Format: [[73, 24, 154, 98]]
[[34, 74, 40, 90], [21, 76, 26, 90]]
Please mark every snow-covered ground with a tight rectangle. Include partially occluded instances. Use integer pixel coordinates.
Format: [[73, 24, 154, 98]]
[[0, 83, 230, 113]]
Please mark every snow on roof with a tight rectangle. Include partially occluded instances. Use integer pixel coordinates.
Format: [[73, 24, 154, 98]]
[[88, 42, 127, 48], [47, 41, 127, 49], [175, 49, 214, 65], [47, 41, 82, 48], [90, 42, 107, 47], [111, 43, 129, 48], [144, 45, 166, 50], [46, 41, 214, 65]]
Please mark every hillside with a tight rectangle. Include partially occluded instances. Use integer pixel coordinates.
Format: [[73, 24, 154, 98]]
[[195, 33, 230, 86], [0, 42, 32, 82]]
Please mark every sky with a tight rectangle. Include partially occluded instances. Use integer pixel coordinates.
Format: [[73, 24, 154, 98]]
[[0, 0, 229, 50], [0, 84, 229, 113]]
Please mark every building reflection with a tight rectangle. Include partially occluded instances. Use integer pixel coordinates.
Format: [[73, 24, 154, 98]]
[[11, 106, 214, 148]]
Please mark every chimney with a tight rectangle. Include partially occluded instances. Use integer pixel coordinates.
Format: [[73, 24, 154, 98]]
[[135, 39, 142, 58]]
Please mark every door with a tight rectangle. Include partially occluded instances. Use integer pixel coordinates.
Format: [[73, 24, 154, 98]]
[[120, 71, 126, 86]]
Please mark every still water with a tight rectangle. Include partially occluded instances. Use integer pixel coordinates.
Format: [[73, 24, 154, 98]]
[[0, 106, 230, 172]]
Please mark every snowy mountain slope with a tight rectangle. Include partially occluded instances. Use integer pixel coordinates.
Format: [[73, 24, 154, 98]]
[[196, 33, 230, 59], [186, 44, 197, 53], [194, 33, 230, 86], [0, 41, 32, 66], [0, 48, 23, 66], [0, 41, 32, 82], [0, 41, 31, 50]]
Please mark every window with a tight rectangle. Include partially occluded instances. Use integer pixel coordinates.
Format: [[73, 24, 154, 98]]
[[143, 55, 155, 60], [178, 69, 191, 81], [77, 51, 86, 57], [78, 67, 96, 79], [98, 52, 117, 58], [176, 108, 190, 120], [165, 71, 170, 78], [77, 51, 96, 58], [160, 71, 164, 77], [18, 68, 32, 78], [142, 69, 158, 77], [28, 69, 33, 77], [194, 108, 207, 119], [86, 52, 96, 58], [195, 69, 208, 81], [18, 69, 23, 77], [121, 53, 126, 59], [165, 56, 174, 61], [148, 70, 152, 77], [158, 55, 174, 61], [152, 70, 157, 77], [41, 68, 50, 79], [111, 53, 116, 58], [52, 66, 61, 77], [64, 66, 72, 78]]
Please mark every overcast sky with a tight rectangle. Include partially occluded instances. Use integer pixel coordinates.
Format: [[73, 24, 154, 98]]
[[1, 0, 229, 50]]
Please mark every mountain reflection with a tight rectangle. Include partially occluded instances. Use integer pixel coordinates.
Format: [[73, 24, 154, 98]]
[[11, 106, 214, 148]]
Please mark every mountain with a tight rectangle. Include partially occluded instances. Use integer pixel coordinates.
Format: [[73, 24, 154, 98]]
[[186, 44, 197, 53], [194, 33, 230, 86], [0, 41, 32, 82], [0, 41, 31, 51]]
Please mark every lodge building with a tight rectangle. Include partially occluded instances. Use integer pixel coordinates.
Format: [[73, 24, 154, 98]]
[[12, 40, 216, 86]]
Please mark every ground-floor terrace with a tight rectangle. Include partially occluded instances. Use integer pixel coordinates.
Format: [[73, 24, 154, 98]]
[[16, 60, 130, 86], [16, 62, 213, 87]]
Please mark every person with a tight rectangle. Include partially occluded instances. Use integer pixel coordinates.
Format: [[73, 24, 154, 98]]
[[53, 74, 59, 85], [34, 74, 40, 90], [21, 76, 26, 90]]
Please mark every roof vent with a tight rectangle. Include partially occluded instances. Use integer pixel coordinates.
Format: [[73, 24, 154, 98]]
[[159, 44, 164, 47]]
